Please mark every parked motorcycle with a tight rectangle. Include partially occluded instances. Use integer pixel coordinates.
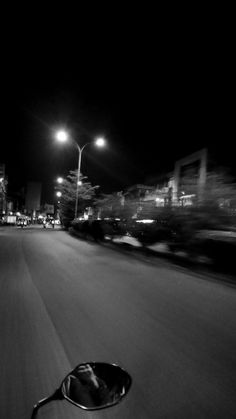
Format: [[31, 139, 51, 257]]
[[31, 361, 131, 418]]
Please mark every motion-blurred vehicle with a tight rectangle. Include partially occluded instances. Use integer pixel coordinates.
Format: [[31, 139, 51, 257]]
[[43, 217, 56, 228], [17, 217, 28, 227]]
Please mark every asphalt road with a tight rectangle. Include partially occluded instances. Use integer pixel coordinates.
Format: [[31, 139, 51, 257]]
[[0, 226, 236, 419]]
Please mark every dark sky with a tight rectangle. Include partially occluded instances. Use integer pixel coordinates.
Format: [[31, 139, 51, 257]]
[[1, 9, 235, 203]]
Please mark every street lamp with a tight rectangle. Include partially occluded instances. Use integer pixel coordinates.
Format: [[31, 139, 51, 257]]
[[95, 137, 105, 147], [55, 129, 106, 218], [57, 177, 64, 184], [56, 130, 68, 142]]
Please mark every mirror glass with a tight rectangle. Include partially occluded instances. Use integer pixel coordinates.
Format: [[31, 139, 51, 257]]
[[61, 362, 132, 410]]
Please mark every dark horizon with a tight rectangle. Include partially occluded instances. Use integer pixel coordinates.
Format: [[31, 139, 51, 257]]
[[2, 15, 235, 204]]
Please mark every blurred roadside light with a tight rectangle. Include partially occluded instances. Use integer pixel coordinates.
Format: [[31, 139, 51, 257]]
[[136, 219, 155, 224], [57, 177, 63, 184], [56, 191, 62, 197]]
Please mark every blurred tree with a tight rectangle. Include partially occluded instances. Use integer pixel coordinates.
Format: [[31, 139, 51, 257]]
[[201, 170, 236, 208], [58, 170, 99, 228], [95, 192, 124, 219]]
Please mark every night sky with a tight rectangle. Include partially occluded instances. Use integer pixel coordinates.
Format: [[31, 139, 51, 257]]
[[1, 10, 235, 203]]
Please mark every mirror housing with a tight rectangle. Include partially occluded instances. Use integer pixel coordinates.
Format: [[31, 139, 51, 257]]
[[61, 362, 132, 410], [31, 362, 131, 418]]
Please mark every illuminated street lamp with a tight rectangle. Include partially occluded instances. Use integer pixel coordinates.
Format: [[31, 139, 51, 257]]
[[55, 129, 106, 218], [57, 177, 64, 184], [55, 130, 68, 142], [56, 191, 62, 198], [95, 137, 105, 147]]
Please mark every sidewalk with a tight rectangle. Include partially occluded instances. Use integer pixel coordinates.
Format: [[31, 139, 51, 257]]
[[105, 234, 211, 263], [69, 228, 236, 279], [103, 232, 236, 278]]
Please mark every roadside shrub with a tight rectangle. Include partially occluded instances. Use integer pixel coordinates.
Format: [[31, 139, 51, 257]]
[[126, 220, 176, 246], [90, 220, 105, 241], [101, 220, 127, 237], [71, 220, 91, 237], [194, 238, 236, 272], [71, 219, 106, 241], [61, 216, 73, 230]]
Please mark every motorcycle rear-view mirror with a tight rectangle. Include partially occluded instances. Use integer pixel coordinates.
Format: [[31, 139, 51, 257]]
[[31, 362, 132, 418]]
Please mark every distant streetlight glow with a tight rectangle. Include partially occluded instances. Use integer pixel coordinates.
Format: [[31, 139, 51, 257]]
[[77, 180, 82, 186], [56, 191, 62, 197], [57, 177, 63, 184], [56, 130, 68, 142]]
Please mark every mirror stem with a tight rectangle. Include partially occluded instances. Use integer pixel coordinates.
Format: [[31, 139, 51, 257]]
[[31, 388, 63, 418]]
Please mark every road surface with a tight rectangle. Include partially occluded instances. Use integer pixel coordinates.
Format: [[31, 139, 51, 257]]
[[0, 226, 236, 418]]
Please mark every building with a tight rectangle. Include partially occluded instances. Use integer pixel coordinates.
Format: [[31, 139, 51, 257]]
[[0, 164, 7, 214], [142, 149, 208, 207], [124, 184, 155, 200], [172, 148, 207, 204], [25, 182, 42, 218], [98, 147, 234, 220]]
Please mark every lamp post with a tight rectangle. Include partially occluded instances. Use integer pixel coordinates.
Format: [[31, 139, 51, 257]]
[[55, 130, 105, 218]]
